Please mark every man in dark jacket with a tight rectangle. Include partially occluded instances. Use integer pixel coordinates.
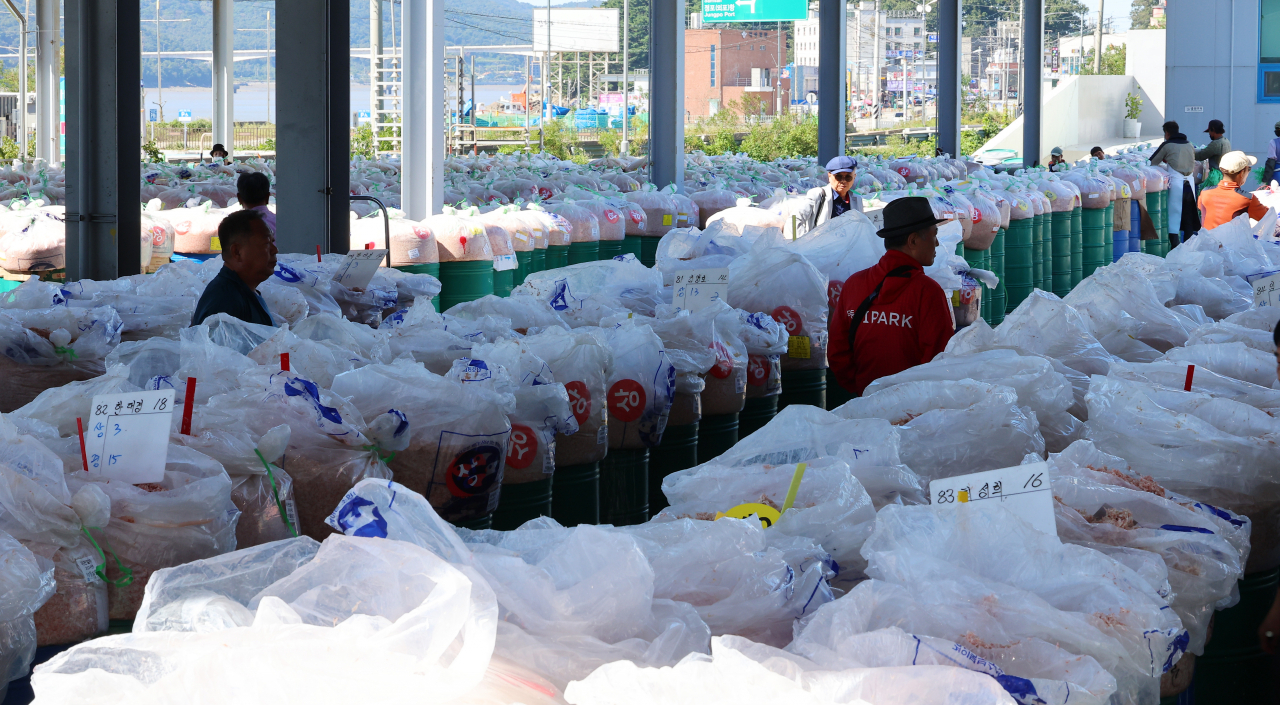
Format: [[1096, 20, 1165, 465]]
[[1150, 120, 1201, 248], [828, 197, 954, 396], [191, 209, 278, 327]]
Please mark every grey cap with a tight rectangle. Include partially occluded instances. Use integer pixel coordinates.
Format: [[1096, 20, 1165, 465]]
[[1050, 146, 1064, 156]]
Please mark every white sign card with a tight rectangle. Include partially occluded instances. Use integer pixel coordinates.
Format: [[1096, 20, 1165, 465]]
[[87, 389, 176, 484], [673, 268, 729, 313], [334, 249, 389, 290], [1247, 270, 1280, 308], [929, 461, 1056, 536]]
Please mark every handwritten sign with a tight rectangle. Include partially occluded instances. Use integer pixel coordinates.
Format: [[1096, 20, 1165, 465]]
[[333, 249, 389, 290], [87, 389, 177, 484], [1247, 270, 1280, 308], [673, 268, 729, 313], [929, 461, 1056, 536]]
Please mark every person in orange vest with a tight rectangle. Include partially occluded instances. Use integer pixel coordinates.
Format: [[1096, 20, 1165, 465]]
[[828, 197, 954, 396], [1196, 151, 1268, 231]]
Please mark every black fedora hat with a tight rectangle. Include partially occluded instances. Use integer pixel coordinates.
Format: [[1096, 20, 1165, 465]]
[[877, 196, 944, 239]]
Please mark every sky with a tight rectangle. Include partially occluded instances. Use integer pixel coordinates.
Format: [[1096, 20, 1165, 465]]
[[1079, 0, 1134, 33]]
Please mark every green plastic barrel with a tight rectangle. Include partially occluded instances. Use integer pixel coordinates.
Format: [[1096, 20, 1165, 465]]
[[1004, 219, 1033, 312], [395, 263, 441, 278], [955, 241, 964, 258], [1081, 207, 1109, 279], [598, 240, 625, 260], [648, 422, 698, 515], [990, 227, 1006, 326], [546, 244, 570, 270], [963, 245, 985, 271], [514, 250, 533, 286], [531, 248, 547, 273], [1195, 567, 1280, 704], [1159, 188, 1170, 238], [1051, 211, 1072, 297], [493, 268, 515, 297], [739, 395, 779, 437], [437, 260, 496, 312], [1070, 207, 1083, 288], [778, 368, 826, 412], [1103, 203, 1114, 264], [600, 448, 649, 526], [550, 462, 599, 526], [1145, 191, 1164, 258], [640, 236, 661, 268], [623, 235, 644, 259], [491, 478, 553, 530], [568, 240, 600, 265], [697, 413, 739, 465], [825, 368, 855, 410], [454, 515, 493, 531], [1031, 214, 1044, 292]]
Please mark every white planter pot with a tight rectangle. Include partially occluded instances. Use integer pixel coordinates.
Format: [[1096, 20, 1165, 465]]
[[1123, 118, 1141, 139]]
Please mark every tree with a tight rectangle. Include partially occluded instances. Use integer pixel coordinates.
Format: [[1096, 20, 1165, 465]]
[[962, 0, 1086, 39], [1081, 43, 1126, 75], [1130, 0, 1159, 28]]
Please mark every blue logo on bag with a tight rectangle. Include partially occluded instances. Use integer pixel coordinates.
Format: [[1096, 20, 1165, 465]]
[[334, 495, 389, 538]]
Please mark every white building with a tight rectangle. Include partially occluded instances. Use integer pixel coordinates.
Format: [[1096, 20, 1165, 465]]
[[793, 2, 927, 105], [1058, 32, 1130, 75], [1166, 0, 1279, 160]]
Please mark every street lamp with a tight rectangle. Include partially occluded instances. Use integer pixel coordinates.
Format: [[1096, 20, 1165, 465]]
[[910, 2, 933, 123]]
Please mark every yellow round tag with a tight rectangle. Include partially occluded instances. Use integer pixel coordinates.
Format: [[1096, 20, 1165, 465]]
[[715, 503, 783, 529]]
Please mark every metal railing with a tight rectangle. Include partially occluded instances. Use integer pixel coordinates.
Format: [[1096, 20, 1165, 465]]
[[145, 123, 276, 151]]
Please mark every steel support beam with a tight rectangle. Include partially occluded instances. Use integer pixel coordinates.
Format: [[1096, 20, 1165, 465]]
[[212, 0, 234, 153], [36, 0, 58, 164], [371, 0, 382, 124], [1022, 0, 1043, 168], [649, 0, 683, 190], [402, 0, 445, 219], [817, 0, 846, 163], [276, 0, 350, 255], [64, 0, 141, 280], [937, 0, 961, 158]]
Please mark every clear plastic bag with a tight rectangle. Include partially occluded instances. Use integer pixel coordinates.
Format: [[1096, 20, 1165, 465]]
[[522, 326, 615, 466], [727, 234, 829, 371], [602, 320, 676, 449], [836, 380, 1045, 480], [0, 530, 54, 697]]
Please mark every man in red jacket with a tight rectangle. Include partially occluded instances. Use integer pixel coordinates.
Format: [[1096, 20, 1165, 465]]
[[829, 196, 954, 396]]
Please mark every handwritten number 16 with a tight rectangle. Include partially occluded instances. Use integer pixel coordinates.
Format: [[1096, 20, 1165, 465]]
[[1023, 473, 1043, 489]]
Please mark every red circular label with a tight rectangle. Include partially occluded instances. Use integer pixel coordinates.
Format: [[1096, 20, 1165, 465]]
[[896, 166, 911, 177], [709, 342, 733, 379], [445, 444, 503, 498], [972, 209, 983, 224], [770, 306, 802, 335], [629, 211, 644, 225], [827, 281, 843, 311], [565, 380, 592, 425], [604, 209, 620, 224], [505, 424, 538, 470], [747, 355, 769, 387], [538, 187, 554, 200], [607, 379, 646, 422], [151, 226, 167, 247]]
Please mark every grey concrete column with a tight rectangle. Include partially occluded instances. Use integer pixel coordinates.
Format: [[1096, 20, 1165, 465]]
[[818, 0, 847, 163], [371, 0, 383, 122], [401, 0, 444, 219], [36, 0, 58, 164], [937, 0, 962, 158], [212, 0, 234, 152], [64, 0, 141, 280], [1021, 0, 1043, 167], [276, 0, 351, 255], [649, 0, 683, 190]]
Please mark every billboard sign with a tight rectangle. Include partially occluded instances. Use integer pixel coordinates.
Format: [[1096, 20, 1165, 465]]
[[533, 8, 620, 53], [701, 0, 807, 23]]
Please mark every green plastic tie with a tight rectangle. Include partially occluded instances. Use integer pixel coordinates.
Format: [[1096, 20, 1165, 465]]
[[80, 526, 133, 587], [54, 345, 77, 360], [254, 449, 298, 538]]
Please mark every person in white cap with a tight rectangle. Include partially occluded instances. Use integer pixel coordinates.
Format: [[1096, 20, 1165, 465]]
[[799, 155, 864, 235], [1196, 151, 1268, 231]]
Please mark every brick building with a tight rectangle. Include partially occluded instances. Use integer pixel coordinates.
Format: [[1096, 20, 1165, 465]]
[[684, 28, 791, 118]]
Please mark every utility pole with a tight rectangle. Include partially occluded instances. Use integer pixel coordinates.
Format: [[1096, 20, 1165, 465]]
[[872, 0, 880, 117], [621, 0, 629, 155], [237, 12, 273, 123], [141, 0, 191, 125], [1093, 0, 1105, 73]]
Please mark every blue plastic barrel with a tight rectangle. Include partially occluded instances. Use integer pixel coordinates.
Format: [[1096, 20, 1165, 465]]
[[1113, 230, 1129, 262]]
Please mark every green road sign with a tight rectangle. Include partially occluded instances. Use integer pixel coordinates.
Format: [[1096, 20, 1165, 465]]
[[701, 0, 807, 23]]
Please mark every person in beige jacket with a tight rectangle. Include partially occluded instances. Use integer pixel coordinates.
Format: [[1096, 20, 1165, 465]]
[[1150, 121, 1196, 176]]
